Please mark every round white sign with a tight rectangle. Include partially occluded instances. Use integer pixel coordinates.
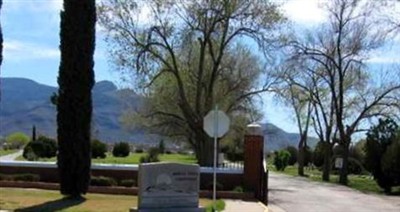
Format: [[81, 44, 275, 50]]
[[203, 110, 230, 138]]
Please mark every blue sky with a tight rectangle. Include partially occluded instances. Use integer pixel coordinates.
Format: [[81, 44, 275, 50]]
[[1, 0, 115, 86], [1, 0, 399, 134]]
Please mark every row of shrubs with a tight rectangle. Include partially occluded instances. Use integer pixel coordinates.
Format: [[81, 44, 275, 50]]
[[4, 131, 182, 162], [21, 136, 163, 165], [272, 143, 369, 174], [0, 173, 249, 193], [91, 140, 131, 158], [92, 140, 162, 163], [90, 176, 136, 187], [0, 173, 135, 188], [0, 173, 40, 182], [21, 137, 145, 161]]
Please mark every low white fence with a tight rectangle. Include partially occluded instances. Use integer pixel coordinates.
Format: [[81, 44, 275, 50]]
[[0, 161, 243, 174]]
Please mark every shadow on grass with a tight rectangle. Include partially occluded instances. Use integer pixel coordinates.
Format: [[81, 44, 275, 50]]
[[15, 196, 86, 212]]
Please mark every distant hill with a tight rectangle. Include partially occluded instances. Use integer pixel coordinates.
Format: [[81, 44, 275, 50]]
[[260, 123, 318, 152], [0, 77, 317, 150], [0, 77, 149, 142]]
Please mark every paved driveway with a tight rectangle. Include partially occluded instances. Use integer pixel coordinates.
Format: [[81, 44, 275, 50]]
[[268, 172, 400, 212], [0, 150, 23, 161]]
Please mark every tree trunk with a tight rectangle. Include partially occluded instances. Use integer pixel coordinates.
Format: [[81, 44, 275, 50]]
[[322, 143, 332, 182], [196, 131, 214, 167], [297, 135, 305, 176], [339, 138, 350, 185]]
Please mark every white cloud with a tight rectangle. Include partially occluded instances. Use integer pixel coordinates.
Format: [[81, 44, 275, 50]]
[[4, 40, 59, 61], [367, 47, 400, 64], [367, 56, 400, 64], [281, 0, 327, 26], [4, 39, 107, 62]]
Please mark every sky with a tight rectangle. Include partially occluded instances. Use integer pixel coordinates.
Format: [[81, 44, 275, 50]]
[[1, 0, 399, 134]]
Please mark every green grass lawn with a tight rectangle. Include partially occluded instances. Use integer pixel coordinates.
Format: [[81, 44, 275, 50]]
[[269, 164, 399, 195], [0, 149, 18, 157], [0, 188, 221, 212], [92, 153, 197, 164], [16, 152, 197, 164]]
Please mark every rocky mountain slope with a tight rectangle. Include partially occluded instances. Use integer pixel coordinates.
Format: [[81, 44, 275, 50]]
[[0, 77, 317, 150]]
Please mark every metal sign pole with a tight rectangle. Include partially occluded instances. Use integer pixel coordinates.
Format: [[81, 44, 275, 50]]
[[213, 104, 218, 211], [203, 105, 230, 212]]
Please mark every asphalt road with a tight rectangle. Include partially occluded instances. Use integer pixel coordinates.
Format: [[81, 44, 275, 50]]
[[268, 172, 400, 212]]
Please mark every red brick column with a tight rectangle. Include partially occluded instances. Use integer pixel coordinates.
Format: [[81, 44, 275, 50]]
[[243, 123, 264, 198]]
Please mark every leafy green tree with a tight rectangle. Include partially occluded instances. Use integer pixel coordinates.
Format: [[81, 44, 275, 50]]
[[39, 136, 58, 158], [98, 0, 285, 166], [347, 144, 367, 175], [289, 0, 400, 185], [285, 146, 298, 166], [5, 132, 30, 149], [112, 142, 130, 157], [313, 141, 326, 168], [381, 134, 400, 189], [304, 145, 313, 165], [158, 140, 165, 154], [274, 150, 291, 171], [353, 140, 367, 164], [140, 147, 160, 163], [23, 146, 38, 161], [279, 50, 337, 181], [273, 65, 315, 176], [333, 143, 365, 175], [365, 118, 399, 193], [92, 139, 107, 159], [57, 0, 96, 197], [23, 135, 57, 160]]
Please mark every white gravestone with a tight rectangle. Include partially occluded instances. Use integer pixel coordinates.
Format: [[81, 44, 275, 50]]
[[132, 162, 205, 212]]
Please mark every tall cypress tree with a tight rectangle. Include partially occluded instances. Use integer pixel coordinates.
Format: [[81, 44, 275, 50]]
[[57, 0, 96, 197]]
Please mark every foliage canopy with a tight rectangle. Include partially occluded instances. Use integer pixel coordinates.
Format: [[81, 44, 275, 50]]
[[98, 0, 286, 165]]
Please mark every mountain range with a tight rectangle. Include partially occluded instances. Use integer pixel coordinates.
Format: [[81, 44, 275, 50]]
[[0, 77, 317, 151]]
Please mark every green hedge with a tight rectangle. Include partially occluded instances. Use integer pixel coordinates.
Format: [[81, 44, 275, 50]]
[[90, 176, 117, 187], [112, 142, 130, 157], [118, 179, 136, 187], [92, 139, 107, 159], [23, 135, 57, 161], [0, 173, 40, 182], [140, 147, 160, 163]]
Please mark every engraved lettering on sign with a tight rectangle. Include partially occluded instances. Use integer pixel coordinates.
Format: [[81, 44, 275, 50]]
[[137, 163, 200, 209]]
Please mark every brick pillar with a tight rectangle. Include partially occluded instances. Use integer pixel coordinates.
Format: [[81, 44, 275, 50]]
[[243, 123, 264, 198]]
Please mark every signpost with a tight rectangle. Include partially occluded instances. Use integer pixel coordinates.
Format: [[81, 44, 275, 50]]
[[203, 105, 230, 211]]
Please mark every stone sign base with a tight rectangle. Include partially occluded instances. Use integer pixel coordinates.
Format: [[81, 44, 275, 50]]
[[130, 207, 205, 212], [134, 163, 205, 212]]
